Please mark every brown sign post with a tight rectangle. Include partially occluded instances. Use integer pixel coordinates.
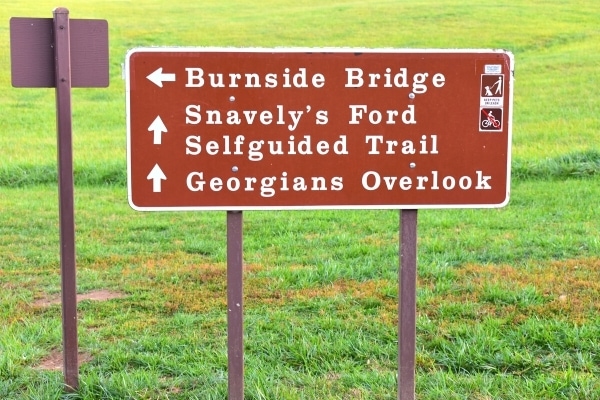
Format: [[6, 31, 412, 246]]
[[10, 9, 108, 391], [126, 48, 514, 399]]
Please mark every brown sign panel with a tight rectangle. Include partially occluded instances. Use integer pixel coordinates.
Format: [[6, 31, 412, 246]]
[[10, 17, 109, 88], [126, 48, 513, 210]]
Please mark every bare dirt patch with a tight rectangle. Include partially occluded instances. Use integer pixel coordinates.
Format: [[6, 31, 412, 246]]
[[36, 350, 93, 371], [32, 290, 124, 370], [33, 289, 125, 307]]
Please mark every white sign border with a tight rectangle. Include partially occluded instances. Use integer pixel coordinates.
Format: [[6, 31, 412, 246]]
[[125, 47, 514, 212]]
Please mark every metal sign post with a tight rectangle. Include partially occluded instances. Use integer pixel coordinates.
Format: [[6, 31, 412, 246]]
[[52, 8, 79, 390], [9, 8, 108, 391], [399, 210, 418, 399], [227, 211, 244, 399]]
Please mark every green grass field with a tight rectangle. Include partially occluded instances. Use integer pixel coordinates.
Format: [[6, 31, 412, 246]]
[[1, 1, 599, 399]]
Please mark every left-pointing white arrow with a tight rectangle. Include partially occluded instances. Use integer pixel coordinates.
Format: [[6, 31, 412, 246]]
[[147, 164, 167, 193], [146, 67, 176, 87], [148, 116, 167, 145]]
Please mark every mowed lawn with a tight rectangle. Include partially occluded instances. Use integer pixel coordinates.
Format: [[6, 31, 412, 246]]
[[1, 1, 599, 399]]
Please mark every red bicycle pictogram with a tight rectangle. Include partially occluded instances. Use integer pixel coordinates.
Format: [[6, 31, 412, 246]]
[[481, 109, 501, 129]]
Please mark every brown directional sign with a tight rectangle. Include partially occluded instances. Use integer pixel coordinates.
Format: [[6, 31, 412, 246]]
[[126, 48, 513, 210]]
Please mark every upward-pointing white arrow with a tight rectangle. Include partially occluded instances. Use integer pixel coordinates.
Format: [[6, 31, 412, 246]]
[[147, 164, 167, 193], [148, 116, 167, 145], [146, 67, 176, 87]]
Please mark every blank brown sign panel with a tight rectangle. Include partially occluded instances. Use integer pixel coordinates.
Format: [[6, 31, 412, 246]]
[[10, 17, 108, 88]]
